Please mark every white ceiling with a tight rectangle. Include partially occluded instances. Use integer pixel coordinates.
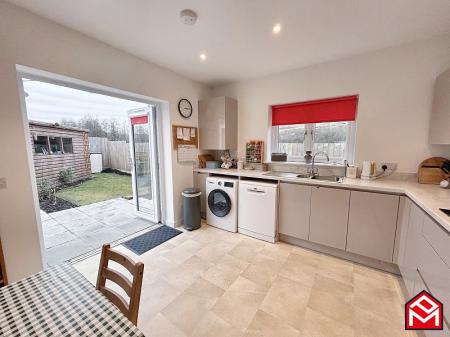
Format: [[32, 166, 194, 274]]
[[7, 0, 450, 85]]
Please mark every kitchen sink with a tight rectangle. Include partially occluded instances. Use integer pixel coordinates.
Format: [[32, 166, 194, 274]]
[[263, 171, 343, 182], [262, 171, 298, 178], [310, 175, 344, 183]]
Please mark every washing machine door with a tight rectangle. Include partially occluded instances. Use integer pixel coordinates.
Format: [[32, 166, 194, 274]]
[[208, 189, 232, 217]]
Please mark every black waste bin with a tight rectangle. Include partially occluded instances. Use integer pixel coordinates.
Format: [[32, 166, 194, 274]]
[[182, 187, 202, 231]]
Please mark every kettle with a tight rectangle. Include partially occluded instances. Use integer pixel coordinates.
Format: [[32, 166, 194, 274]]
[[361, 161, 376, 180]]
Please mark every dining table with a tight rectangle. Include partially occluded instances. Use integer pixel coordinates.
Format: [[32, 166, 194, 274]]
[[0, 263, 145, 336]]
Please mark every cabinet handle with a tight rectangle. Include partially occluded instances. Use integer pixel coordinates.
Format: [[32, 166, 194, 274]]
[[248, 188, 265, 194]]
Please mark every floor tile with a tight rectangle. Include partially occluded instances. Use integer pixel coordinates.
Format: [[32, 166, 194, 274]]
[[139, 313, 187, 337], [211, 289, 266, 330], [300, 308, 354, 337], [190, 311, 244, 337], [244, 310, 300, 337], [260, 275, 311, 330], [162, 292, 212, 335]]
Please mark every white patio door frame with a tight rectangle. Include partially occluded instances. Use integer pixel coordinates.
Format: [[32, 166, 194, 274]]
[[15, 66, 168, 266], [128, 106, 161, 223]]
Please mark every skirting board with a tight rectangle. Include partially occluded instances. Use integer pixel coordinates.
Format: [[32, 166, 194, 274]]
[[279, 234, 400, 275]]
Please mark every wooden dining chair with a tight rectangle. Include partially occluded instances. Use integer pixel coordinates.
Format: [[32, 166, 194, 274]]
[[96, 244, 144, 325]]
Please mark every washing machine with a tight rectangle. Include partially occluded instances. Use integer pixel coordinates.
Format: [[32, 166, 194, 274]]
[[206, 176, 239, 232]]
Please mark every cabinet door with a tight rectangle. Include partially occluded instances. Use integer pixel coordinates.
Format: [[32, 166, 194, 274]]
[[397, 197, 411, 269], [402, 202, 425, 297], [346, 191, 399, 262], [198, 97, 226, 150], [193, 172, 208, 217], [430, 68, 450, 144], [309, 187, 350, 250], [278, 183, 311, 240], [224, 97, 238, 150], [416, 232, 450, 327]]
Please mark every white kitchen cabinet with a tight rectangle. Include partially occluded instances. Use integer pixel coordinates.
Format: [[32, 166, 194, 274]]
[[397, 197, 412, 270], [198, 96, 237, 150], [346, 191, 399, 262], [193, 171, 209, 218], [309, 186, 350, 250], [422, 214, 450, 268], [401, 202, 425, 297], [278, 183, 312, 240], [416, 232, 450, 326], [395, 197, 411, 265], [429, 68, 450, 144]]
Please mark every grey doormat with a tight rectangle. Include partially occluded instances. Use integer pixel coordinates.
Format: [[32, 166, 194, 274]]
[[122, 225, 182, 255]]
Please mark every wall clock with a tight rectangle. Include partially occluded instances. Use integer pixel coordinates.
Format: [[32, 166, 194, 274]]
[[178, 98, 193, 119]]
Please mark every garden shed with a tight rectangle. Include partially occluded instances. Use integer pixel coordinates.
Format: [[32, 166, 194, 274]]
[[29, 121, 91, 186]]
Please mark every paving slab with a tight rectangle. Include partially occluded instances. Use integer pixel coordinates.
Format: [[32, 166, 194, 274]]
[[42, 197, 155, 266]]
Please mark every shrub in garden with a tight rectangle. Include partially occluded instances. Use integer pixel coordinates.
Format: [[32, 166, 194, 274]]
[[37, 179, 54, 201], [59, 168, 73, 185]]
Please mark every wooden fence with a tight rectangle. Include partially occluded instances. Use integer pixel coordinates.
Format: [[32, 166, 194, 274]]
[[89, 137, 149, 173]]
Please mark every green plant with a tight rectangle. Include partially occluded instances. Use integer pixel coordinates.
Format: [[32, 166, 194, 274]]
[[37, 178, 55, 202], [59, 168, 73, 185]]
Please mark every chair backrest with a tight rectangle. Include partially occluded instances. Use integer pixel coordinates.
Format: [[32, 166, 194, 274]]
[[96, 244, 144, 325]]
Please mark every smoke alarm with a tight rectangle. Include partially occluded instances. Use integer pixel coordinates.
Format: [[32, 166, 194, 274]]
[[180, 9, 198, 25]]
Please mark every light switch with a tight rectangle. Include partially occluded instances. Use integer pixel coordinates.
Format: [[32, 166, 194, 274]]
[[0, 178, 7, 190]]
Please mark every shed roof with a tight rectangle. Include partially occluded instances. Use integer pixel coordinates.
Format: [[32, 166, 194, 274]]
[[29, 120, 89, 133]]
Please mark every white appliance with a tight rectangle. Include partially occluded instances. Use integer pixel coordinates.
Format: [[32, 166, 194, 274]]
[[206, 176, 239, 232], [238, 180, 278, 243]]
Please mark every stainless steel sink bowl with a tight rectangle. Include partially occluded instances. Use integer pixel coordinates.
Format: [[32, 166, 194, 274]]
[[296, 174, 309, 179], [262, 171, 298, 178], [310, 175, 344, 183]]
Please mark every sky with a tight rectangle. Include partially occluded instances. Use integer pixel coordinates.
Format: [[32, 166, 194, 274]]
[[22, 79, 148, 124]]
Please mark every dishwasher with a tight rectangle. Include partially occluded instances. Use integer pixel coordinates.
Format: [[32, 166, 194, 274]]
[[238, 180, 278, 243]]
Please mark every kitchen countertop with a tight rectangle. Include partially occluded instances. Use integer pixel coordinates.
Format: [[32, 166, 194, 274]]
[[194, 168, 450, 233]]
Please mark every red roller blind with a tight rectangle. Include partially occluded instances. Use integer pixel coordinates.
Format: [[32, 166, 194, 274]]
[[130, 115, 148, 125], [271, 95, 358, 126]]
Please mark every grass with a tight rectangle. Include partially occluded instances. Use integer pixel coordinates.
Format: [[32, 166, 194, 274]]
[[56, 173, 132, 206]]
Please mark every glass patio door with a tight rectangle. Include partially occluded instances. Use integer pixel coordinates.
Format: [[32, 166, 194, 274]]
[[128, 106, 160, 222]]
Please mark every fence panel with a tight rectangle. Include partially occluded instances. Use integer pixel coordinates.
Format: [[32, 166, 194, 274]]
[[107, 141, 132, 173], [89, 137, 153, 174]]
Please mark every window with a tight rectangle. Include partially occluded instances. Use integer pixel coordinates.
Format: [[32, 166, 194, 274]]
[[34, 136, 49, 155], [49, 136, 62, 154], [274, 122, 355, 163], [33, 135, 74, 155], [62, 138, 73, 153], [271, 95, 358, 164]]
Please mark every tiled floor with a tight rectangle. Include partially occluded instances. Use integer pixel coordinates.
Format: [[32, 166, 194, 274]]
[[74, 223, 416, 337], [41, 198, 155, 266]]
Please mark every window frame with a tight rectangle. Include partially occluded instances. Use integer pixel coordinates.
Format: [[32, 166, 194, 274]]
[[271, 121, 356, 164], [33, 135, 50, 155], [62, 137, 74, 154], [33, 135, 74, 155]]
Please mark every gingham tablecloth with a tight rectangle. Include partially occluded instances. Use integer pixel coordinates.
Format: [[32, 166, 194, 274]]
[[0, 263, 145, 336]]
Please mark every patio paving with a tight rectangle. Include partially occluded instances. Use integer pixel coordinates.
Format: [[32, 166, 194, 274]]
[[40, 198, 156, 266]]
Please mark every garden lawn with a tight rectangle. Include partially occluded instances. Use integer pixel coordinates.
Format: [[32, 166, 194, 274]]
[[56, 173, 132, 206]]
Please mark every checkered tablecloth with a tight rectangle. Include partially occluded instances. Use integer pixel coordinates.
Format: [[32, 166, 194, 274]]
[[0, 263, 145, 336]]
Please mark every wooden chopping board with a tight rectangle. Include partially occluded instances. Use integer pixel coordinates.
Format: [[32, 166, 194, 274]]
[[418, 157, 449, 184]]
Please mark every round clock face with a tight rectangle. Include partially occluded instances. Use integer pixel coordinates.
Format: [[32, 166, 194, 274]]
[[178, 99, 193, 118]]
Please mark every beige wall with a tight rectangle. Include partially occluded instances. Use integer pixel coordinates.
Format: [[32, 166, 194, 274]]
[[0, 1, 211, 282], [213, 35, 450, 173]]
